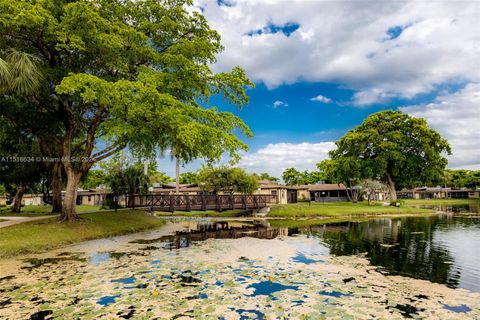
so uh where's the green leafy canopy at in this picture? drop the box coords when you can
[323,110,451,195]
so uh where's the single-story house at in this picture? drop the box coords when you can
[304,183,350,202]
[76,189,110,206]
[253,180,298,204]
[22,194,43,206]
[398,187,480,199]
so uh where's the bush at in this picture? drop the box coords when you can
[390,199,405,206]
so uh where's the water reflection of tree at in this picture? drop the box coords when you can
[304,216,473,288]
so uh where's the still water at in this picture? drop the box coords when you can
[300,212,480,292]
[0,207,479,319]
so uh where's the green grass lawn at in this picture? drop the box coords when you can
[155,209,247,217]
[403,198,480,206]
[0,210,164,258]
[0,205,104,216]
[268,201,433,218]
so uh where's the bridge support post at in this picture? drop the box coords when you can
[254,195,258,209]
[169,195,175,212]
[216,196,221,212]
[242,195,247,210]
[230,195,234,210]
[185,195,191,211]
[201,194,207,211]
[150,194,154,212]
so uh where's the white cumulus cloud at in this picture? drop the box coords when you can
[272,100,288,108]
[310,95,332,103]
[238,142,335,178]
[197,0,480,105]
[401,83,480,170]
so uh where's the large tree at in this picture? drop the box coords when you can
[0,50,65,212]
[0,112,45,212]
[253,172,279,183]
[179,171,198,184]
[326,110,451,201]
[197,165,258,194]
[109,164,149,207]
[443,169,480,189]
[282,168,325,186]
[0,0,252,221]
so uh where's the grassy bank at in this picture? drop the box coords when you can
[0,205,104,216]
[0,210,164,258]
[268,202,433,218]
[155,209,247,217]
[403,198,480,206]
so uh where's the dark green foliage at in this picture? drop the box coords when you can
[109,165,149,196]
[80,170,107,189]
[253,172,279,183]
[197,166,258,194]
[442,169,480,189]
[282,168,326,186]
[0,101,45,202]
[179,172,198,184]
[321,110,451,200]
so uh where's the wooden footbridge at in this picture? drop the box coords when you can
[124,194,277,212]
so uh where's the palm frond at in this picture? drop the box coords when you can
[0,58,12,90]
[5,50,42,95]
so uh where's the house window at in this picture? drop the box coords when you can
[271,190,277,196]
[88,196,91,202]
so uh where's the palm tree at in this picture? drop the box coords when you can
[0,50,43,212]
[0,49,42,95]
[171,148,181,194]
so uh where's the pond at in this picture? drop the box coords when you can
[0,211,479,319]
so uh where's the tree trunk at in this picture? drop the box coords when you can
[12,184,26,213]
[60,170,81,221]
[175,156,180,195]
[386,173,397,202]
[51,162,63,213]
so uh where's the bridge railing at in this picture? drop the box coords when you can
[124,194,277,211]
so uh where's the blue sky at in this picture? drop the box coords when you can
[155,0,480,178]
[213,81,465,149]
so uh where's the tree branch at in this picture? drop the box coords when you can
[92,145,123,163]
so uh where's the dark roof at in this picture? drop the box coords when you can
[258,180,288,189]
[154,186,201,193]
[153,183,198,189]
[306,183,347,191]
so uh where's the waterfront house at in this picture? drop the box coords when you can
[398,187,480,199]
[253,180,298,204]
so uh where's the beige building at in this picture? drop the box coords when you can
[76,189,110,206]
[22,194,43,206]
[0,195,7,206]
[398,187,480,199]
[253,180,303,204]
[302,184,350,202]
